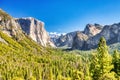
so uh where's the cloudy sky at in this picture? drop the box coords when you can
[1,0,120,33]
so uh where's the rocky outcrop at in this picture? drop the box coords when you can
[0,9,24,40]
[71,24,103,50]
[16,17,55,47]
[72,32,88,50]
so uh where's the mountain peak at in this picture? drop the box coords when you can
[86,23,94,27]
[83,23,102,37]
[17,17,44,24]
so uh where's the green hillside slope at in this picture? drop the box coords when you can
[0,31,87,80]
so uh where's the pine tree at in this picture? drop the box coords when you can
[72,70,84,80]
[112,50,120,76]
[85,64,91,80]
[49,68,53,80]
[91,37,114,80]
[57,74,62,80]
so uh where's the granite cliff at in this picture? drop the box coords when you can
[16,18,55,47]
[0,9,55,47]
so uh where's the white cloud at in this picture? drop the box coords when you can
[49,32,66,38]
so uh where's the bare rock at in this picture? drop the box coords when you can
[16,17,55,47]
[72,32,88,50]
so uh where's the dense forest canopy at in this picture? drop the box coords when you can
[0,30,120,80]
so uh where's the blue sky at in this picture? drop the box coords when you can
[1,0,120,33]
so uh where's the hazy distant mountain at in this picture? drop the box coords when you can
[49,32,62,45]
[51,31,79,48]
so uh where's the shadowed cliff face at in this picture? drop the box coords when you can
[72,32,88,50]
[16,17,55,47]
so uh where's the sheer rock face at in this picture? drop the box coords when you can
[16,17,55,47]
[72,32,88,50]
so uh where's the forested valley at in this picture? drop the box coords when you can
[0,30,120,80]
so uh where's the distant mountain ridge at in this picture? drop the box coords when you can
[81,23,120,50]
[52,22,120,50]
[51,24,103,49]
